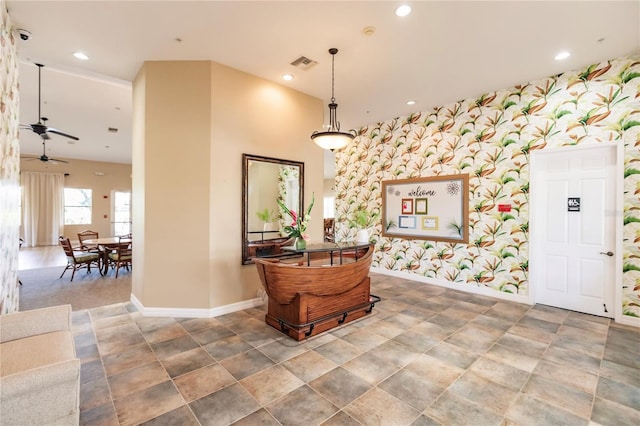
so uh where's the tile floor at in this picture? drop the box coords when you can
[74,273,640,425]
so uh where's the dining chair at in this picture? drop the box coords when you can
[58,236,101,281]
[324,218,335,242]
[108,241,132,278]
[77,230,99,253]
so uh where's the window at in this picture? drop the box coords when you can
[112,191,132,236]
[323,196,335,219]
[64,188,92,225]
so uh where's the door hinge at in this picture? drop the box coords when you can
[603,303,608,313]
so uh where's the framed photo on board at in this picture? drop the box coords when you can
[382,174,469,243]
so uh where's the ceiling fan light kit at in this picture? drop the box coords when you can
[311,48,355,151]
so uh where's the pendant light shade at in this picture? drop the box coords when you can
[311,48,355,151]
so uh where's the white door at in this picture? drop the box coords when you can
[530,144,617,318]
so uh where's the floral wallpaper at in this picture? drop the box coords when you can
[277,165,300,233]
[335,55,640,318]
[0,1,21,314]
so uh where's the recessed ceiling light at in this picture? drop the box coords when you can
[407,100,416,105]
[554,51,570,61]
[73,51,89,60]
[396,5,412,17]
[282,74,294,81]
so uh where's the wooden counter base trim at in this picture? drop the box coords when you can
[266,294,381,340]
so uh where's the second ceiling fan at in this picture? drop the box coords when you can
[22,140,69,164]
[21,63,79,141]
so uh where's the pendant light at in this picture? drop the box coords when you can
[311,48,355,151]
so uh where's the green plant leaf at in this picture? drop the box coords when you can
[624,216,640,225]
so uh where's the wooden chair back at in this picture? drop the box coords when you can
[58,236,76,260]
[77,230,99,251]
[109,241,132,278]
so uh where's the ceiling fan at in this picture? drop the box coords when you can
[20,63,79,141]
[21,140,69,164]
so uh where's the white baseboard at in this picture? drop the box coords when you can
[130,294,264,318]
[370,267,531,305]
[614,312,640,328]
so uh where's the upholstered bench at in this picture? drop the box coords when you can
[0,305,80,425]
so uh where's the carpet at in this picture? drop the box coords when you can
[18,266,131,311]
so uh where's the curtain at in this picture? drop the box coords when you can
[21,171,64,247]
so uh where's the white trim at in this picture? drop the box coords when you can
[370,267,531,305]
[614,141,626,324]
[130,293,264,318]
[529,142,622,319]
[614,314,640,328]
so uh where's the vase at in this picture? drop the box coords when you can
[356,229,370,243]
[294,237,307,250]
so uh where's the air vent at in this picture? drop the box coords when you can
[108,127,118,133]
[290,55,318,71]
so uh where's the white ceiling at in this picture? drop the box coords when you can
[8,1,640,172]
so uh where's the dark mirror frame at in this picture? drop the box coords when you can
[242,154,304,265]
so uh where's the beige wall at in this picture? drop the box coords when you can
[20,158,132,244]
[132,60,323,311]
[208,61,323,308]
[131,67,146,301]
[133,61,212,309]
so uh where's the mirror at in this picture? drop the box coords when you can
[242,154,304,265]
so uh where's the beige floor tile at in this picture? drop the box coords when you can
[505,394,587,426]
[523,374,594,418]
[470,356,531,391]
[344,387,421,425]
[342,351,399,384]
[40,271,637,426]
[173,363,235,403]
[427,390,503,426]
[281,349,338,383]
[108,361,170,400]
[161,347,215,378]
[310,367,372,408]
[405,354,464,388]
[533,359,599,394]
[239,364,304,405]
[449,371,519,415]
[267,385,339,425]
[189,383,260,425]
[114,381,183,426]
[102,344,157,377]
[378,368,445,411]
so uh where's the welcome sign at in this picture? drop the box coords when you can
[381,174,469,243]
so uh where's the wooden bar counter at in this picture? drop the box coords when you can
[254,243,379,340]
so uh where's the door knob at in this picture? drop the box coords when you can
[600,251,614,257]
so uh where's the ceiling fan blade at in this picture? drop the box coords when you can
[20,155,39,161]
[48,158,69,164]
[46,127,79,140]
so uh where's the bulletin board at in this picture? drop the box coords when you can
[381,174,469,243]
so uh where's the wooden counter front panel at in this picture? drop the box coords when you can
[265,276,371,340]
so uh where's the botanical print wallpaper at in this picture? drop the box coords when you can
[335,55,640,318]
[0,1,21,314]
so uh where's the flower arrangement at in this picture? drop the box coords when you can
[277,193,314,248]
[348,206,379,229]
[256,208,276,223]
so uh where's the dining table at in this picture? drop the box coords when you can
[85,237,132,276]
